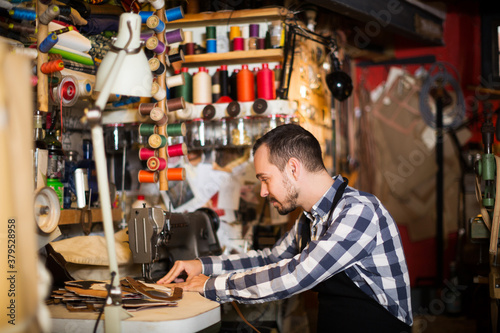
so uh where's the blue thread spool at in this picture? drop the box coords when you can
[165,6,184,22]
[9,8,37,21]
[206,39,217,53]
[146,15,165,34]
[139,11,154,24]
[39,33,58,53]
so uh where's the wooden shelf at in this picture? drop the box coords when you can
[58,208,123,225]
[166,8,290,28]
[183,49,284,66]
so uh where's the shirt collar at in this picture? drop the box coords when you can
[303,175,345,222]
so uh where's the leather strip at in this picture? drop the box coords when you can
[125,276,183,301]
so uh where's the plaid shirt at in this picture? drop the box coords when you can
[201,175,413,326]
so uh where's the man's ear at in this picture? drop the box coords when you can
[287,158,301,180]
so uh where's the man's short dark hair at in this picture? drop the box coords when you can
[252,124,326,173]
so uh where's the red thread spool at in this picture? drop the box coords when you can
[256,63,276,100]
[138,170,158,183]
[167,143,187,157]
[139,148,157,160]
[237,64,255,102]
[61,80,77,101]
[147,157,167,171]
[167,167,185,181]
[232,37,244,51]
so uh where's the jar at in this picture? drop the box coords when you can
[228,117,253,147]
[186,118,213,150]
[105,123,125,153]
[266,114,286,131]
[213,118,230,148]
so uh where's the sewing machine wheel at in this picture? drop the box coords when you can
[34,186,61,234]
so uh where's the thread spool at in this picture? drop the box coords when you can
[166,122,186,136]
[9,8,36,21]
[219,65,229,97]
[257,63,276,100]
[138,103,157,116]
[257,38,266,50]
[193,67,212,105]
[212,70,220,102]
[149,58,166,76]
[138,170,158,183]
[232,37,244,51]
[39,5,60,25]
[230,69,239,101]
[167,168,185,181]
[147,15,165,33]
[249,24,260,37]
[248,37,257,50]
[141,30,155,41]
[139,123,157,136]
[139,147,157,160]
[183,30,193,43]
[139,11,154,23]
[165,6,184,22]
[148,134,167,148]
[168,50,185,64]
[148,0,165,10]
[150,107,168,126]
[167,143,187,157]
[151,82,166,101]
[166,97,186,113]
[185,42,195,55]
[41,59,64,74]
[39,33,58,53]
[78,79,93,97]
[165,29,184,45]
[52,26,74,36]
[237,65,255,102]
[229,26,241,41]
[206,39,217,53]
[146,36,166,54]
[166,73,185,89]
[147,157,167,171]
[56,76,79,106]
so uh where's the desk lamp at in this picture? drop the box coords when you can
[81,12,153,333]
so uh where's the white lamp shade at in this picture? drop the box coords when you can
[95,13,153,97]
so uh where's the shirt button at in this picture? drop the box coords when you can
[216,296,221,301]
[312,226,317,234]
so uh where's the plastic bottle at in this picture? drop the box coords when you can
[237,65,255,102]
[77,139,98,206]
[257,63,276,100]
[193,66,212,105]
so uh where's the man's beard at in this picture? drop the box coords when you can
[270,175,299,215]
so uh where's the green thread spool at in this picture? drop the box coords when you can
[206,26,216,39]
[175,68,193,103]
[139,123,156,137]
[148,133,167,148]
[166,122,186,137]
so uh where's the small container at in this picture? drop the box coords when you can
[186,118,213,150]
[105,123,126,153]
[266,114,286,132]
[213,118,230,148]
[47,177,64,210]
[228,117,253,147]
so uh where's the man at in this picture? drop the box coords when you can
[158,124,412,332]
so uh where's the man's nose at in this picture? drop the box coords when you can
[260,183,268,197]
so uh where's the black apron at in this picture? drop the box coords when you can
[299,179,411,333]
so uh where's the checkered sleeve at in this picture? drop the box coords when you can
[200,221,300,276]
[203,201,379,304]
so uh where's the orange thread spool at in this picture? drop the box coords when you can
[41,59,64,74]
[138,170,158,183]
[236,64,255,102]
[167,167,185,181]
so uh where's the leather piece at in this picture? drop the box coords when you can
[125,276,183,302]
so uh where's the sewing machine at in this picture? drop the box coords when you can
[128,207,222,282]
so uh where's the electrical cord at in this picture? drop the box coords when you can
[93,271,116,333]
[231,301,262,333]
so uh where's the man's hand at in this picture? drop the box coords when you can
[156,259,202,284]
[161,274,210,293]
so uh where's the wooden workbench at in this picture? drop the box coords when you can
[48,291,221,332]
